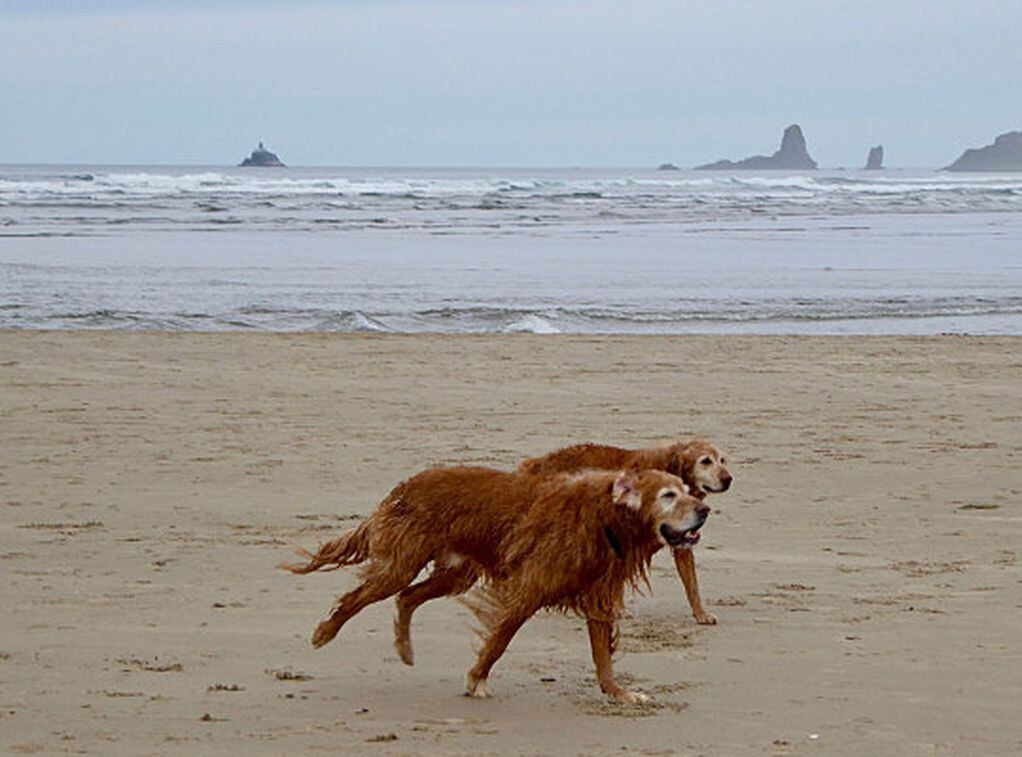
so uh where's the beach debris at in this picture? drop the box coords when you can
[266,668,312,681]
[117,657,183,673]
[890,560,967,577]
[207,683,244,692]
[19,521,104,533]
[715,596,747,606]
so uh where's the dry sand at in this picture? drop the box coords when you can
[1,332,1019,756]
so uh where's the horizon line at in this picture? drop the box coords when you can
[0,161,957,171]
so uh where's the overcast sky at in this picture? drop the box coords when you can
[1,0,1020,167]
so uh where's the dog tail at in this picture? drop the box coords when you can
[279,519,372,574]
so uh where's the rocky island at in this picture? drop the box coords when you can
[865,145,884,170]
[945,131,1022,172]
[239,142,286,167]
[695,124,817,170]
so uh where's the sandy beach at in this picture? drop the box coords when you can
[1,331,1019,755]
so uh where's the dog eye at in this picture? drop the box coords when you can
[661,489,678,500]
[700,457,712,465]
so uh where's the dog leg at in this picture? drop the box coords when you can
[394,563,478,666]
[587,618,649,704]
[465,610,532,698]
[312,563,419,649]
[672,548,717,625]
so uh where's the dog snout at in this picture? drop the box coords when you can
[695,502,711,518]
[719,472,732,491]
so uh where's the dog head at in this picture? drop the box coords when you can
[667,439,731,497]
[612,470,709,549]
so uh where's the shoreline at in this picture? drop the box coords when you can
[2,332,1019,754]
[4,205,1022,340]
[2,328,1020,337]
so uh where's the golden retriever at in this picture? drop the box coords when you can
[285,465,707,703]
[463,468,708,703]
[518,439,731,625]
[288,439,730,663]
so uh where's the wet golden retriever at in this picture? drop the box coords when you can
[463,468,708,702]
[285,466,707,702]
[287,439,730,663]
[518,439,731,625]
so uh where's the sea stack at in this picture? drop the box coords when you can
[694,124,818,170]
[657,162,680,171]
[239,142,286,167]
[865,145,884,170]
[944,131,1022,172]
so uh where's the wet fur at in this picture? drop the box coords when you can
[518,440,730,500]
[281,466,547,654]
[283,464,707,701]
[463,469,706,702]
[286,439,730,663]
[518,439,731,624]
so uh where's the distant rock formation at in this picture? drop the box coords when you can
[239,142,285,167]
[657,162,680,171]
[695,124,818,170]
[865,145,884,170]
[944,131,1022,172]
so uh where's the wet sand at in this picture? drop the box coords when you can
[1,332,1019,755]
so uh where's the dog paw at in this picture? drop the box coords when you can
[465,677,491,698]
[695,611,718,625]
[394,638,414,666]
[615,690,651,705]
[311,620,339,649]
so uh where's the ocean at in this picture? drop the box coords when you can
[1,165,1021,334]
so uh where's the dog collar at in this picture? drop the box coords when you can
[603,525,624,560]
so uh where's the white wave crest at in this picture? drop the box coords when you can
[503,314,560,334]
[349,311,392,332]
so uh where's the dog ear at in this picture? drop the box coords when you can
[674,442,696,482]
[612,472,642,511]
[665,448,683,477]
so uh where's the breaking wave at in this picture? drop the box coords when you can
[3,167,1022,235]
[3,165,1021,335]
[4,299,1020,334]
